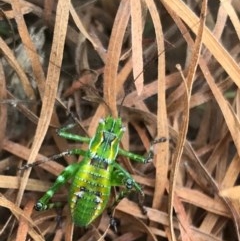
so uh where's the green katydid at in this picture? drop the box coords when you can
[27,115,164,227]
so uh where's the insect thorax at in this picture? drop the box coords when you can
[88,117,125,165]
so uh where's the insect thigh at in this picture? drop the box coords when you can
[107,162,146,215]
[35,163,79,211]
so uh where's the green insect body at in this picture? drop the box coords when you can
[34,116,154,227]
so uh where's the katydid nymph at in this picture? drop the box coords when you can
[25,114,164,228]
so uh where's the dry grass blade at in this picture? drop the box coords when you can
[221,1,240,40]
[0,174,51,192]
[0,61,7,150]
[162,0,240,89]
[3,139,64,176]
[145,0,168,212]
[164,1,207,240]
[130,0,145,95]
[11,0,45,94]
[199,59,240,238]
[0,37,35,99]
[103,0,130,117]
[16,200,35,241]
[167,1,207,240]
[70,3,98,49]
[0,195,44,241]
[15,0,70,214]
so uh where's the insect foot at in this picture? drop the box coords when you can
[144,137,168,163]
[34,202,45,211]
[153,137,168,144]
[109,216,121,234]
[18,159,48,170]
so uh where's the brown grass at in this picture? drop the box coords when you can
[0,0,240,240]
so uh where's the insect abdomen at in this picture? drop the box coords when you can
[69,162,111,227]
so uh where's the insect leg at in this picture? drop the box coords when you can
[118,137,167,163]
[19,124,90,170]
[19,148,87,169]
[57,123,90,143]
[35,162,79,211]
[109,162,146,215]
